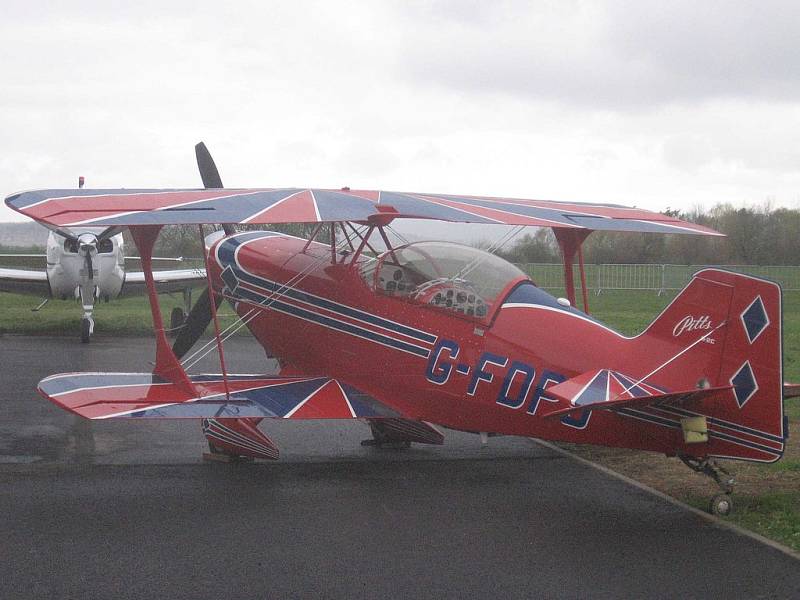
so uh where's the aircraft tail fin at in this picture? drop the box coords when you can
[637,269,785,461]
[550,269,786,462]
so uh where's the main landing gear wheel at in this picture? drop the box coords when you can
[710,494,733,516]
[169,307,186,337]
[81,317,91,344]
[361,422,411,449]
[205,441,253,463]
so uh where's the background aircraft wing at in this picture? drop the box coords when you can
[120,267,207,297]
[6,188,721,235]
[0,267,50,295]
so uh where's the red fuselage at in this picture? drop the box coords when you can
[208,231,783,462]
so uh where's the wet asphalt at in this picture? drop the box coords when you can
[1,334,798,599]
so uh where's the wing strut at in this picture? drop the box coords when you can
[553,228,592,313]
[129,225,194,395]
[198,224,231,402]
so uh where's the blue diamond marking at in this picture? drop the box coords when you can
[730,361,758,408]
[741,296,769,344]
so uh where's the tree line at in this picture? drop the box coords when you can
[499,203,800,266]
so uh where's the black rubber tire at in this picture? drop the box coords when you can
[710,493,733,516]
[81,318,91,344]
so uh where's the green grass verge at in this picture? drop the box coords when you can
[687,493,800,552]
[0,292,241,337]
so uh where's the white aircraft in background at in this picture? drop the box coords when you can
[0,177,207,342]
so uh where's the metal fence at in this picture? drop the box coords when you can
[514,263,800,293]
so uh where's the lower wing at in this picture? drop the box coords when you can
[38,372,403,420]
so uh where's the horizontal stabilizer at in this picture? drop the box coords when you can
[540,368,732,419]
[38,372,402,420]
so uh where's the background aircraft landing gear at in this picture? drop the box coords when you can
[80,316,94,344]
[680,455,735,516]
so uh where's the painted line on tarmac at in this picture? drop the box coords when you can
[531,439,800,562]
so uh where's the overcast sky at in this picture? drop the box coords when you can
[2,0,799,236]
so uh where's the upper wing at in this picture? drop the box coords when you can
[0,267,50,295]
[5,188,721,235]
[120,267,207,297]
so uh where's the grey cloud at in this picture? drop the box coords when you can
[397,1,800,109]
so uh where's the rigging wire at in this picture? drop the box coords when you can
[182,224,369,371]
[452,225,525,281]
[386,225,410,246]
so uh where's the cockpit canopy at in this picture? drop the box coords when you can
[361,241,527,319]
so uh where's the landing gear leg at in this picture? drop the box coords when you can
[78,282,96,344]
[679,455,735,516]
[80,316,94,344]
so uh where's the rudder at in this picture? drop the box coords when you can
[636,268,785,462]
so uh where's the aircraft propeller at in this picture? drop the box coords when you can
[76,232,99,281]
[171,142,229,359]
[195,142,236,237]
[171,286,221,359]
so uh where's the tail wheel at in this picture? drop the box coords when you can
[710,493,733,516]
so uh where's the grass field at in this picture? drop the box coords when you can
[0,291,243,337]
[1,287,799,550]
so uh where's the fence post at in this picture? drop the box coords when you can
[658,264,665,296]
[596,264,603,296]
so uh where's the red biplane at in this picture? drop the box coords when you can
[6,144,788,515]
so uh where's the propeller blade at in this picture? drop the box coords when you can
[171,287,223,359]
[195,142,224,188]
[41,223,79,243]
[195,141,236,236]
[97,226,124,242]
[85,252,93,281]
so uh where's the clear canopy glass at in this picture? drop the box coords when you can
[361,241,526,318]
